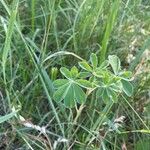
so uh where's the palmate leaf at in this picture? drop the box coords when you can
[96,86,118,103]
[53,79,86,108]
[53,82,69,102]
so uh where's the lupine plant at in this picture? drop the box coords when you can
[53,53,133,108]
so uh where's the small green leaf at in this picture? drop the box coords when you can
[107,88,118,103]
[78,72,91,78]
[71,66,78,78]
[73,84,86,104]
[76,79,93,88]
[121,79,133,96]
[110,82,122,92]
[53,83,69,102]
[99,60,109,69]
[53,79,68,88]
[90,53,98,68]
[51,67,58,81]
[96,87,104,98]
[102,89,110,104]
[78,61,92,72]
[119,71,132,80]
[108,55,121,75]
[60,67,72,79]
[64,84,75,108]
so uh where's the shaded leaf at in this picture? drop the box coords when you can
[107,88,118,103]
[102,88,110,104]
[121,79,133,96]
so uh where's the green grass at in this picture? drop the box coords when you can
[0,0,150,149]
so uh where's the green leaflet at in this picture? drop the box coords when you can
[53,79,68,88]
[60,67,72,79]
[119,71,132,80]
[71,66,79,78]
[73,84,86,104]
[90,53,98,69]
[53,80,86,107]
[108,55,121,75]
[121,79,133,96]
[76,79,93,89]
[96,86,118,104]
[64,84,75,108]
[107,88,118,103]
[78,61,92,72]
[53,83,69,102]
[78,72,91,78]
[96,87,104,98]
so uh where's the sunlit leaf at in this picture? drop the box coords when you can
[90,53,98,68]
[60,67,72,79]
[71,66,78,78]
[108,55,121,75]
[78,72,91,78]
[53,79,68,88]
[76,79,93,88]
[78,61,92,72]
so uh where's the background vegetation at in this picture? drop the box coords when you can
[0,0,150,149]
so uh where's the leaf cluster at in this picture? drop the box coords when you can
[53,53,133,108]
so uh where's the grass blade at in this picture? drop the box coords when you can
[99,0,120,64]
[0,110,18,124]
